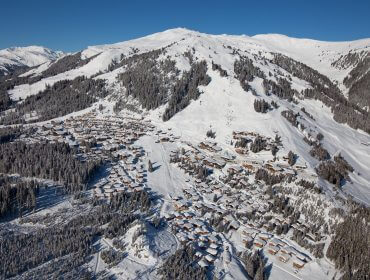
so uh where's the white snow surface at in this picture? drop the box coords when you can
[7,28,370,101]
[4,28,370,205]
[0,46,63,73]
[3,28,370,280]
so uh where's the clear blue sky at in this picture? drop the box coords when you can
[1,0,369,52]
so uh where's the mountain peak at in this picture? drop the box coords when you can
[0,45,63,75]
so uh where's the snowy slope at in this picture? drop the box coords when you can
[4,28,370,204]
[0,45,63,75]
[7,28,370,100]
[2,29,370,280]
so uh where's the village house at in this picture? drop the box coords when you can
[292,257,306,269]
[253,238,266,248]
[279,252,291,263]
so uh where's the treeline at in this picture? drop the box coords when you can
[0,141,102,193]
[0,126,32,144]
[0,53,97,113]
[0,188,153,278]
[1,76,107,124]
[250,136,267,153]
[271,53,370,134]
[281,109,299,127]
[2,52,97,88]
[0,87,11,112]
[101,248,126,266]
[255,168,285,186]
[0,64,30,77]
[163,60,211,121]
[114,48,211,120]
[345,52,370,111]
[158,246,208,280]
[0,176,41,219]
[38,52,98,81]
[0,66,31,112]
[326,206,370,279]
[234,55,265,91]
[262,77,297,101]
[316,154,354,187]
[212,61,228,77]
[254,99,271,113]
[309,144,330,161]
[117,49,177,110]
[297,179,322,194]
[0,221,96,278]
[240,250,268,280]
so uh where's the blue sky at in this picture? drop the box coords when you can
[1,0,369,52]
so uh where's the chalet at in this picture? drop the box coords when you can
[258,233,272,241]
[268,238,286,248]
[208,235,219,244]
[115,186,125,193]
[174,200,190,211]
[228,165,243,174]
[267,245,280,255]
[242,235,253,246]
[280,246,294,255]
[293,258,305,269]
[242,162,255,172]
[242,228,260,237]
[220,151,235,161]
[199,141,222,152]
[198,259,209,268]
[239,179,248,188]
[195,252,204,259]
[188,233,196,240]
[206,248,218,257]
[194,226,209,235]
[253,238,266,248]
[295,251,311,262]
[235,148,248,154]
[229,220,240,230]
[190,219,205,228]
[208,243,218,250]
[183,223,194,231]
[205,254,216,263]
[178,234,188,243]
[279,252,291,263]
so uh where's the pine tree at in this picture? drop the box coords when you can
[148,160,154,172]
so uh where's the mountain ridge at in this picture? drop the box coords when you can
[0,45,63,76]
[0,28,370,280]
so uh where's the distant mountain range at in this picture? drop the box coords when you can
[0,45,63,76]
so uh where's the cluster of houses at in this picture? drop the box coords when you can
[154,128,181,143]
[164,196,224,268]
[20,113,319,273]
[18,113,155,201]
[164,132,318,271]
[242,227,311,269]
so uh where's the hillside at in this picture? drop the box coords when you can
[0,28,369,280]
[0,46,63,76]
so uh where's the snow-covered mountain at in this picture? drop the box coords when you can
[1,28,370,280]
[2,29,370,201]
[0,45,63,75]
